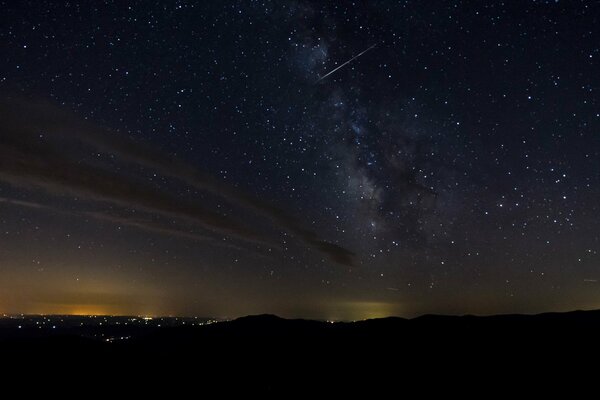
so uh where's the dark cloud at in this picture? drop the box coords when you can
[91,134,357,266]
[0,96,354,266]
[308,234,355,266]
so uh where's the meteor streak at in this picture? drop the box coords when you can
[315,43,377,83]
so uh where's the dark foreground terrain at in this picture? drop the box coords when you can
[2,311,598,392]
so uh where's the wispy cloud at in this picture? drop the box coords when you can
[0,196,245,251]
[0,96,354,265]
[0,136,274,248]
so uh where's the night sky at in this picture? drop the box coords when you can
[1,1,599,320]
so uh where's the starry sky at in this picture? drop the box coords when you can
[1,0,599,320]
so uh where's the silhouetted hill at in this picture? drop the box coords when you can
[6,310,600,353]
[3,310,600,392]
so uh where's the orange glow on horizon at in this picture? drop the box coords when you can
[14,303,140,317]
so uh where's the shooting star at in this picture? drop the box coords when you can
[315,43,377,83]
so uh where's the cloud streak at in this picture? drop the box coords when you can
[0,137,274,248]
[0,96,354,266]
[0,196,245,252]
